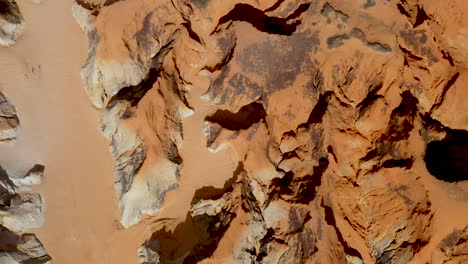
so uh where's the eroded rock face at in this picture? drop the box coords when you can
[0,165,51,264]
[73,0,194,227]
[0,0,25,47]
[75,0,468,263]
[0,92,20,143]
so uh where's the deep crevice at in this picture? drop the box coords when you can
[294,158,328,204]
[382,158,414,169]
[399,45,423,61]
[413,6,429,27]
[203,41,236,72]
[107,68,159,108]
[322,201,363,259]
[301,91,333,126]
[357,83,384,116]
[255,228,276,261]
[441,50,455,66]
[381,91,419,141]
[146,173,240,263]
[420,113,445,134]
[396,4,411,18]
[270,158,329,204]
[182,22,202,44]
[214,3,309,36]
[106,41,174,108]
[205,102,266,131]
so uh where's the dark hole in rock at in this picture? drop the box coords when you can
[215,3,309,36]
[413,6,429,27]
[205,102,266,130]
[424,129,468,182]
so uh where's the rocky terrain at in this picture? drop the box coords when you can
[0,1,51,263]
[0,0,51,264]
[71,0,468,263]
[0,164,51,264]
[0,0,467,263]
[0,92,20,143]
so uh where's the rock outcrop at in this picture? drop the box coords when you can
[73,0,193,227]
[74,0,468,263]
[0,0,25,46]
[0,165,51,264]
[0,92,20,143]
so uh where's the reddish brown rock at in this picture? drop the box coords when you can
[74,0,468,263]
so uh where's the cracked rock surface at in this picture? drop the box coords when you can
[74,0,468,263]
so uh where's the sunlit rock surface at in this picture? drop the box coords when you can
[0,165,51,264]
[74,0,468,263]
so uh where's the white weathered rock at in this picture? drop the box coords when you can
[9,164,44,190]
[0,233,51,264]
[0,193,45,233]
[0,0,25,47]
[0,165,50,263]
[0,92,20,143]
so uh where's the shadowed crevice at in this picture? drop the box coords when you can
[301,91,333,126]
[382,158,413,169]
[182,22,202,44]
[205,102,266,131]
[191,162,243,205]
[214,3,310,36]
[413,6,429,27]
[270,158,329,204]
[322,201,363,260]
[144,173,240,263]
[381,91,419,141]
[107,68,159,108]
[107,41,174,108]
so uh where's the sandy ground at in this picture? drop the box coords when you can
[0,0,147,263]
